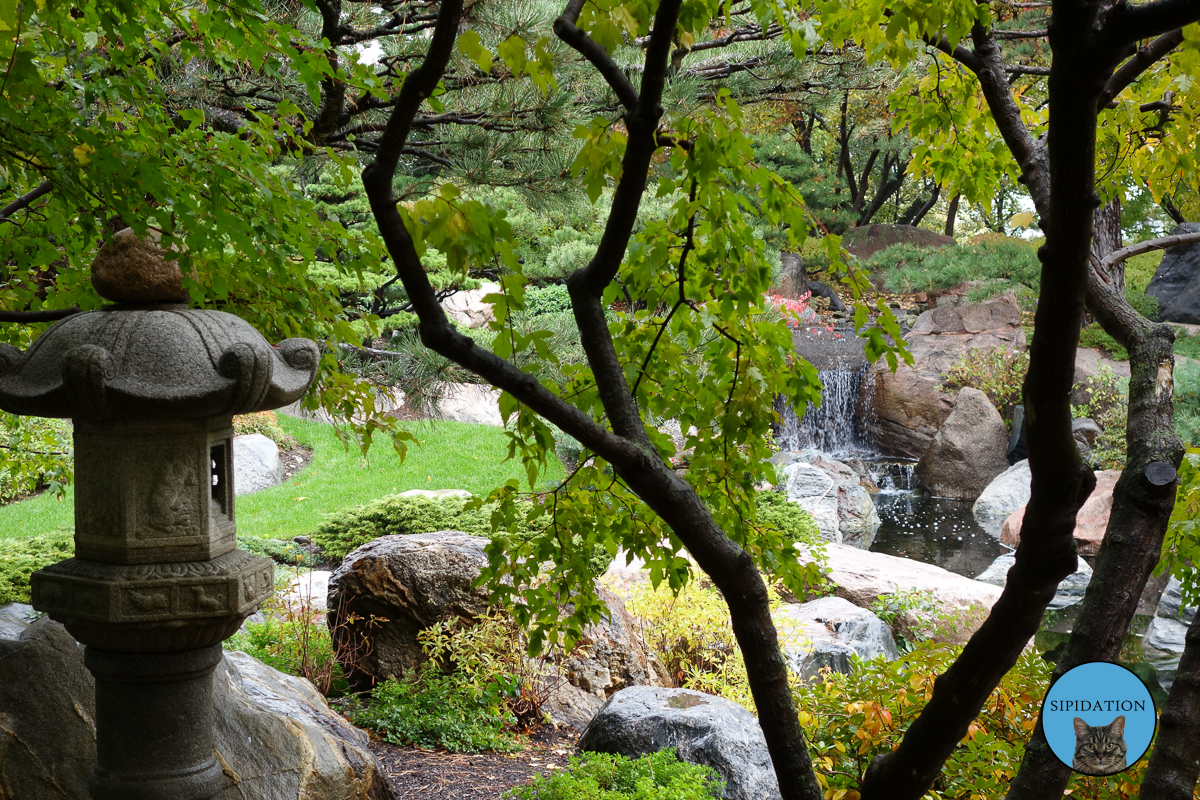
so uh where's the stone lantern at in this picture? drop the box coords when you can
[0,230,319,800]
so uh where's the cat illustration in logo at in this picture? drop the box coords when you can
[1072,715,1127,775]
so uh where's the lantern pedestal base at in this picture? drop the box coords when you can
[85,645,226,800]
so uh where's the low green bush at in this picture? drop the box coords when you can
[236,536,319,568]
[310,494,613,575]
[524,284,572,316]
[347,615,547,752]
[753,491,823,549]
[1078,323,1129,361]
[0,529,73,604]
[1175,361,1200,447]
[873,238,1042,298]
[506,749,723,800]
[1073,366,1129,469]
[224,600,350,697]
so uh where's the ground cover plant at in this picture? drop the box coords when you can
[0,529,72,605]
[505,749,723,800]
[871,238,1041,300]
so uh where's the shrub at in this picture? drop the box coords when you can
[0,414,73,504]
[525,283,572,316]
[506,749,723,800]
[349,670,520,752]
[753,491,822,550]
[1175,361,1200,447]
[310,494,613,575]
[1175,329,1200,361]
[0,529,74,604]
[237,535,319,567]
[1072,366,1129,469]
[232,411,297,449]
[347,615,549,752]
[942,348,1030,425]
[1078,322,1129,361]
[873,238,1042,298]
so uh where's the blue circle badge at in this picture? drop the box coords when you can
[1042,662,1156,776]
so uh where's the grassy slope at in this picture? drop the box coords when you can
[0,414,563,542]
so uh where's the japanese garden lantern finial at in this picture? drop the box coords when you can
[0,228,320,800]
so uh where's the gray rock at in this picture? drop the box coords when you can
[579,686,781,800]
[0,616,392,800]
[233,433,285,496]
[772,450,880,546]
[328,532,494,688]
[1156,578,1197,625]
[433,383,503,426]
[1145,616,1190,653]
[442,282,500,329]
[774,597,898,680]
[857,298,1025,459]
[1073,417,1103,466]
[1146,223,1200,324]
[973,460,1031,521]
[916,387,1010,501]
[329,533,664,714]
[975,553,1092,609]
[776,462,840,541]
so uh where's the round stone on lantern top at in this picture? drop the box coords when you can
[91,227,189,304]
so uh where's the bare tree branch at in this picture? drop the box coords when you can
[553,0,639,112]
[0,306,80,323]
[1100,230,1200,275]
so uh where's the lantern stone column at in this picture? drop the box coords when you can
[0,229,319,800]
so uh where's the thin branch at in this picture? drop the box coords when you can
[0,307,80,323]
[1104,0,1200,47]
[1099,230,1200,275]
[0,181,52,224]
[1004,64,1051,76]
[994,29,1049,40]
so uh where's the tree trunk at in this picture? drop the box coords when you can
[1140,609,1200,799]
[1093,196,1125,294]
[944,193,961,237]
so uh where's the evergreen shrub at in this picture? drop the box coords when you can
[506,749,723,800]
[0,529,73,604]
[310,495,612,575]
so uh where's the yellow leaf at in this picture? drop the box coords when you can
[72,144,94,165]
[1008,210,1034,229]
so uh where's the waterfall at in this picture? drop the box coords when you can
[775,366,875,456]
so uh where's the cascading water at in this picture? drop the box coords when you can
[775,365,875,457]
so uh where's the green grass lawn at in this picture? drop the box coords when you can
[0,414,563,542]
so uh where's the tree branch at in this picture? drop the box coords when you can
[1104,0,1200,47]
[0,180,51,224]
[0,306,80,323]
[553,0,639,112]
[1098,28,1184,108]
[1099,230,1200,276]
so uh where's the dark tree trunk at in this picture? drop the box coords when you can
[358,1,822,798]
[944,193,961,237]
[898,183,940,226]
[1140,609,1200,799]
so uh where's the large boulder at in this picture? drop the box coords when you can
[857,298,1025,458]
[578,687,781,800]
[773,252,807,299]
[771,450,880,546]
[442,281,500,329]
[841,223,954,260]
[1146,223,1200,324]
[0,614,392,800]
[328,533,664,718]
[233,433,286,496]
[774,596,899,680]
[1000,470,1121,556]
[808,543,1003,644]
[973,459,1032,521]
[328,532,493,688]
[975,553,1092,609]
[433,383,503,426]
[916,388,1010,501]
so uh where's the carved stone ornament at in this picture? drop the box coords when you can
[0,308,318,420]
[0,230,321,800]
